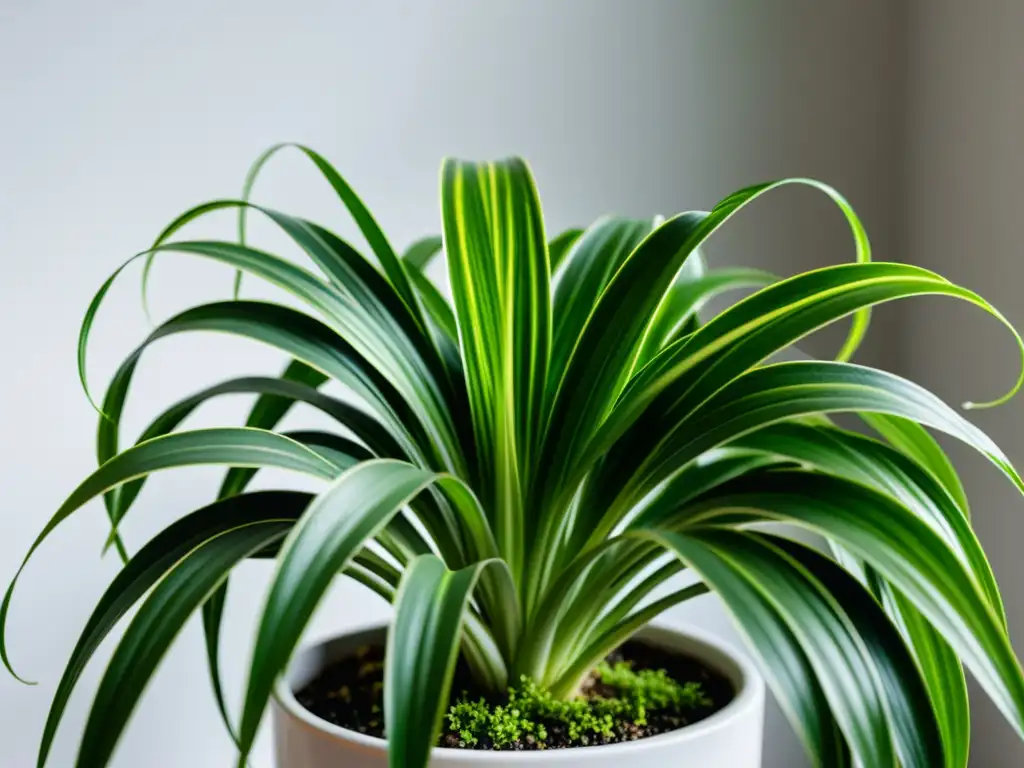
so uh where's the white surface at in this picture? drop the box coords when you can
[0,2,905,767]
[273,624,765,767]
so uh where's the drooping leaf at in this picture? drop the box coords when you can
[37,491,311,768]
[634,265,777,367]
[385,555,508,768]
[0,428,336,680]
[862,412,970,514]
[676,470,1024,737]
[401,235,444,272]
[76,518,293,768]
[540,179,870,514]
[635,529,851,766]
[723,422,1004,620]
[236,143,423,323]
[235,460,437,764]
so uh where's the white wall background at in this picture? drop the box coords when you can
[0,2,915,766]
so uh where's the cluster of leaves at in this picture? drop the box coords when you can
[445,661,709,748]
[4,143,1024,768]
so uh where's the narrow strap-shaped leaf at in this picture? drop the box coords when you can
[105,299,437,466]
[102,285,325,517]
[141,198,461,433]
[222,360,328,451]
[400,236,460,345]
[407,267,458,341]
[874,575,970,768]
[195,357,405,748]
[402,235,443,272]
[763,534,943,768]
[678,470,1024,738]
[611,451,793,534]
[547,227,583,273]
[0,428,336,681]
[202,359,323,742]
[200,579,232,740]
[108,374,392,521]
[611,361,1023,523]
[549,217,653,389]
[270,215,464,445]
[547,581,707,698]
[723,422,1004,621]
[91,229,457,469]
[631,529,850,766]
[236,143,423,324]
[588,262,1023,497]
[234,460,513,766]
[232,153,473,447]
[514,538,645,681]
[76,519,293,768]
[235,460,436,763]
[385,555,508,768]
[635,266,777,367]
[540,179,869,517]
[36,491,310,768]
[442,158,551,584]
[862,412,971,515]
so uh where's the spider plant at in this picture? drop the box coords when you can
[5,144,1024,768]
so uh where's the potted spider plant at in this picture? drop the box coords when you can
[5,144,1024,768]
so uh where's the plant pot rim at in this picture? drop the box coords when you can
[273,621,764,762]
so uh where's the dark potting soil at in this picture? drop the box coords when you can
[296,639,734,751]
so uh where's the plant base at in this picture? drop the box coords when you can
[273,623,765,767]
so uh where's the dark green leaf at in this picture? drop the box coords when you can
[76,519,293,767]
[385,555,507,768]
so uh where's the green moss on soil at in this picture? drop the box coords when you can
[297,640,732,751]
[442,661,711,750]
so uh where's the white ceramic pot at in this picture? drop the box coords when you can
[273,623,765,767]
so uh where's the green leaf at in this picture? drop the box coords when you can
[0,428,336,681]
[585,262,1023,504]
[875,577,970,768]
[402,236,444,272]
[766,535,943,768]
[550,217,653,388]
[37,491,310,768]
[724,422,1004,622]
[110,373,390,522]
[385,555,507,768]
[399,236,460,344]
[235,460,437,764]
[547,227,583,273]
[679,470,1024,738]
[76,518,293,768]
[634,529,851,766]
[101,299,437,466]
[862,412,970,515]
[441,158,551,583]
[407,267,458,341]
[635,265,777,367]
[203,359,325,743]
[547,581,707,699]
[103,204,467,471]
[540,179,869,515]
[604,361,1024,534]
[237,143,423,325]
[234,459,514,766]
